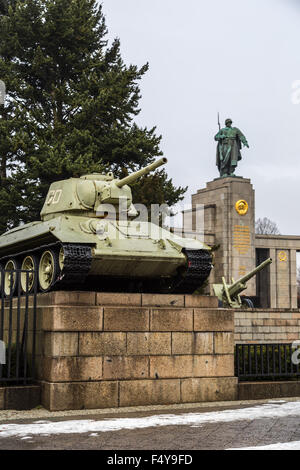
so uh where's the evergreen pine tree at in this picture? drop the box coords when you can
[0,0,186,232]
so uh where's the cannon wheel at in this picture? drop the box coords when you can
[241,297,254,309]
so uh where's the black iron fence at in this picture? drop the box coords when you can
[0,269,37,385]
[235,343,300,381]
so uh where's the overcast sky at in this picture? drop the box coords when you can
[102,0,300,235]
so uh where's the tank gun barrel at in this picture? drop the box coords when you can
[115,158,168,188]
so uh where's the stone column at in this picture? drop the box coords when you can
[290,250,298,309]
[192,177,256,296]
[269,248,277,308]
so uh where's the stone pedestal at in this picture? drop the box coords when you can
[31,291,237,411]
[192,177,256,296]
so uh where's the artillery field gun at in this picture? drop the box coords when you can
[0,158,213,296]
[213,258,272,308]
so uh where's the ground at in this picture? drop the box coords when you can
[0,398,300,451]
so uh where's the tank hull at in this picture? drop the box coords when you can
[0,215,212,293]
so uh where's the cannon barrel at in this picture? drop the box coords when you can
[115,157,168,188]
[228,257,272,298]
[234,257,272,286]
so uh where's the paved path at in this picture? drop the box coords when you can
[0,398,300,450]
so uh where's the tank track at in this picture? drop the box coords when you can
[57,243,92,287]
[171,249,213,294]
[0,242,93,290]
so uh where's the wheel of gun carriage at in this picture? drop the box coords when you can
[241,297,254,308]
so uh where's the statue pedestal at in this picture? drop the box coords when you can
[192,176,256,296]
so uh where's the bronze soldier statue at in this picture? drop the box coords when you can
[215,118,249,177]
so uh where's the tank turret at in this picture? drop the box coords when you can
[40,158,168,221]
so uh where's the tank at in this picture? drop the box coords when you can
[0,158,212,295]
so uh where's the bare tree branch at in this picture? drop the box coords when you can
[255,217,280,235]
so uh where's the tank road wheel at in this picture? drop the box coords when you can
[58,246,64,272]
[38,249,59,293]
[21,255,38,293]
[4,259,18,297]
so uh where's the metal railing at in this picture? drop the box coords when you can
[235,343,300,381]
[0,269,37,385]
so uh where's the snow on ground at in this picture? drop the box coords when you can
[0,400,300,439]
[228,441,300,450]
